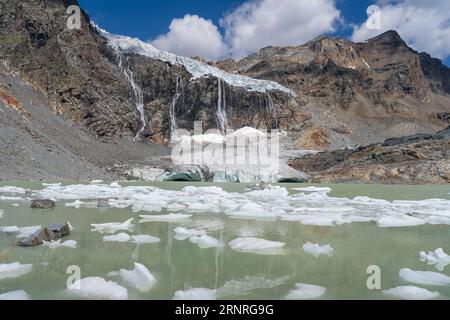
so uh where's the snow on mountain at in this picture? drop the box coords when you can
[94,24,295,95]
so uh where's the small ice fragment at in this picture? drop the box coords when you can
[399,268,450,286]
[107,271,119,277]
[420,248,450,271]
[173,288,217,300]
[190,235,221,249]
[174,227,206,240]
[383,286,439,300]
[293,187,332,193]
[0,290,30,300]
[102,233,131,243]
[229,237,284,253]
[0,186,28,194]
[131,234,161,244]
[302,242,334,258]
[0,262,33,280]
[67,222,74,231]
[285,283,326,300]
[139,214,192,223]
[42,239,77,249]
[119,263,156,293]
[377,216,425,228]
[66,277,128,300]
[91,218,134,234]
[0,209,3,218]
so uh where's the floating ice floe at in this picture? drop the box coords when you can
[139,214,192,223]
[217,275,290,298]
[66,277,128,300]
[0,186,28,194]
[91,218,134,234]
[377,215,426,228]
[95,25,295,95]
[0,209,3,218]
[174,227,206,240]
[302,242,334,258]
[173,288,217,300]
[229,237,285,255]
[42,239,77,249]
[131,234,161,244]
[189,235,221,249]
[0,225,41,238]
[420,248,450,271]
[399,268,450,286]
[119,263,156,293]
[0,290,30,300]
[0,262,33,280]
[293,187,332,193]
[383,286,439,300]
[102,233,131,243]
[285,283,327,300]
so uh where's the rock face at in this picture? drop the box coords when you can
[18,222,71,247]
[31,199,55,209]
[289,126,450,184]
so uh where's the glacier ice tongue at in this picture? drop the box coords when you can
[285,283,326,300]
[95,24,295,95]
[66,277,128,300]
[119,263,156,293]
[399,268,450,286]
[173,288,217,300]
[0,262,33,280]
[383,286,439,300]
[302,242,334,258]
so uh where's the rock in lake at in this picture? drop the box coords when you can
[31,199,55,209]
[18,223,71,247]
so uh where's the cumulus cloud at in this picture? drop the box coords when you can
[151,14,229,60]
[222,0,341,58]
[151,0,341,60]
[351,0,450,59]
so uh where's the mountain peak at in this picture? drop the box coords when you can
[367,30,407,48]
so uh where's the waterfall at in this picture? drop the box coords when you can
[266,93,278,128]
[217,78,228,134]
[117,53,148,141]
[169,75,183,136]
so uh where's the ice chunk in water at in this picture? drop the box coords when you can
[0,225,41,238]
[0,262,33,280]
[302,242,334,258]
[217,275,290,298]
[383,286,439,300]
[377,216,426,228]
[229,237,284,254]
[293,187,332,193]
[66,277,128,300]
[102,233,131,243]
[91,218,134,234]
[174,227,206,240]
[0,290,29,300]
[189,235,221,249]
[119,263,156,293]
[131,234,161,244]
[420,248,450,271]
[139,214,192,223]
[0,186,28,194]
[173,288,217,300]
[399,268,450,286]
[0,209,3,218]
[285,283,327,300]
[42,239,77,249]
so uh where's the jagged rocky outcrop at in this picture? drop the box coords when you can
[289,126,450,184]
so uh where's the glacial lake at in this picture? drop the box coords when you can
[0,181,450,300]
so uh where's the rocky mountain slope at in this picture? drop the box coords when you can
[0,0,448,182]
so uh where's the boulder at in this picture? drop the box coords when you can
[18,223,71,247]
[31,199,55,209]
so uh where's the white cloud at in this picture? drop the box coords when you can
[151,14,229,60]
[222,0,341,58]
[351,0,450,59]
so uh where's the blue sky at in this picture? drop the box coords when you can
[79,0,450,66]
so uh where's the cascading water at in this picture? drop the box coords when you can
[217,78,228,134]
[169,75,183,136]
[266,93,278,128]
[116,52,148,141]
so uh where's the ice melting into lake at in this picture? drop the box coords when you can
[399,268,450,286]
[173,288,217,300]
[285,283,327,300]
[119,263,156,293]
[420,248,450,271]
[66,277,128,300]
[0,262,33,280]
[383,286,439,300]
[0,290,30,300]
[302,242,334,258]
